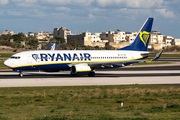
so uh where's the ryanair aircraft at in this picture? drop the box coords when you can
[4,18,164,77]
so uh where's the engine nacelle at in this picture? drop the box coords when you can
[71,64,91,75]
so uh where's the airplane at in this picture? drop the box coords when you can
[4,18,164,77]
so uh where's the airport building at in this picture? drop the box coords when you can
[28,32,53,42]
[53,27,71,42]
[67,32,92,46]
[174,39,180,46]
[91,33,102,42]
[148,31,165,50]
[164,36,174,46]
[1,26,179,51]
[125,31,138,43]
[67,32,108,47]
[2,30,15,36]
[149,31,164,45]
[100,30,126,43]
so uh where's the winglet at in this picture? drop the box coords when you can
[119,18,153,51]
[152,47,165,60]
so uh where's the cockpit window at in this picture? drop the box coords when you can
[10,56,21,59]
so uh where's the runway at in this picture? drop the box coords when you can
[0,63,180,87]
[0,71,180,87]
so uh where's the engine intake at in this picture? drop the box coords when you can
[71,64,91,75]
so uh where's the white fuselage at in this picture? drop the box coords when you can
[4,50,147,71]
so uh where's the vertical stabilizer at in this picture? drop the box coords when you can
[119,18,153,51]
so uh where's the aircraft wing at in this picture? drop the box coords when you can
[88,59,147,68]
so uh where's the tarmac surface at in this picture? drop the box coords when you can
[0,62,180,87]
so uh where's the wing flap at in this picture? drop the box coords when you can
[88,59,149,68]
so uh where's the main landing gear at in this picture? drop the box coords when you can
[70,71,96,77]
[88,71,95,77]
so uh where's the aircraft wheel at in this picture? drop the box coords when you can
[70,72,77,76]
[88,72,95,77]
[19,73,23,77]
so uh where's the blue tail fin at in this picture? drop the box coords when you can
[119,18,153,51]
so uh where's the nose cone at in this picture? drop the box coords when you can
[4,60,11,68]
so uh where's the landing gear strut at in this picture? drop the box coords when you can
[88,71,95,77]
[14,69,23,77]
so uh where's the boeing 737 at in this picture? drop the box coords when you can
[4,18,164,77]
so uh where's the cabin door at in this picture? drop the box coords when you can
[131,53,134,60]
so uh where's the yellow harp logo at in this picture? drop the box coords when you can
[139,31,150,46]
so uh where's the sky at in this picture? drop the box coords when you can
[0,0,180,38]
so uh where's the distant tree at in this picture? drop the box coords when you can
[41,42,48,50]
[68,39,80,48]
[11,33,23,48]
[26,36,38,46]
[104,45,115,50]
[94,46,100,50]
[85,45,94,50]
[59,43,68,50]
[11,34,22,43]
[0,40,13,47]
[0,34,11,41]
[18,32,26,37]
[11,32,27,43]
[55,36,65,44]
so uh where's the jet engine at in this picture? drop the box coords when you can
[70,64,91,75]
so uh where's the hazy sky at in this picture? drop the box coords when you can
[0,0,180,38]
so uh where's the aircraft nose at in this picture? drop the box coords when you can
[4,60,11,68]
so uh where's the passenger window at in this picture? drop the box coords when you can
[11,56,20,59]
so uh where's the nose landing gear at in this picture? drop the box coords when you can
[14,69,23,77]
[19,72,23,77]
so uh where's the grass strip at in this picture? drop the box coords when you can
[0,53,14,58]
[133,62,171,65]
[0,61,9,70]
[0,85,180,119]
[148,54,180,57]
